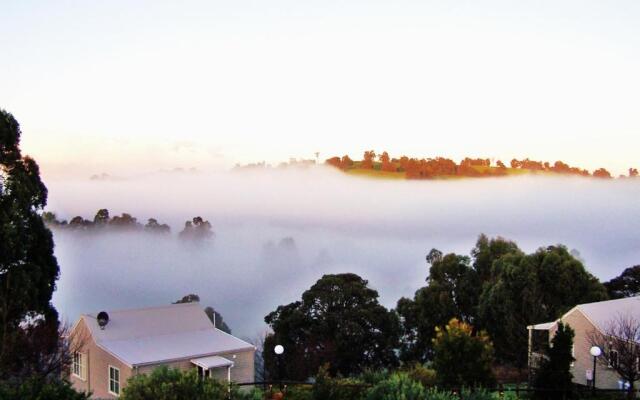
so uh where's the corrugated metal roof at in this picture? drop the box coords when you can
[82,303,254,366]
[576,295,640,333]
[528,296,640,338]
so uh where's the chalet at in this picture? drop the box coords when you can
[528,296,640,390]
[68,302,255,398]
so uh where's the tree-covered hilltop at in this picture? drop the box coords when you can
[324,151,638,180]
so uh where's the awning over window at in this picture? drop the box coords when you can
[190,355,234,370]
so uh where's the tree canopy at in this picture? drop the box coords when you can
[264,273,400,380]
[0,109,62,379]
[397,235,608,368]
[604,265,640,299]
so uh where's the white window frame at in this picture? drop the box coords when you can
[570,345,575,367]
[108,365,120,397]
[72,352,86,381]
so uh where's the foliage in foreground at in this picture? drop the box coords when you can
[432,318,495,388]
[121,366,234,400]
[0,378,90,400]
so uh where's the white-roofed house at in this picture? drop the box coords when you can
[527,296,640,390]
[68,302,255,398]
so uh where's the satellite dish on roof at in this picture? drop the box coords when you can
[97,311,109,330]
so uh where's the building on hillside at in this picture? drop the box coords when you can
[68,302,255,398]
[528,296,640,390]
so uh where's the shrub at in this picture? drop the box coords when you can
[283,385,313,400]
[405,363,437,387]
[358,368,391,385]
[366,372,426,400]
[0,378,90,400]
[432,318,495,388]
[121,366,232,400]
[313,365,367,400]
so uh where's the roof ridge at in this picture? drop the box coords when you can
[82,301,200,317]
[577,295,640,308]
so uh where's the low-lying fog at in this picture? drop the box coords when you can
[47,167,640,339]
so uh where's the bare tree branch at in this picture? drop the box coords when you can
[587,313,640,396]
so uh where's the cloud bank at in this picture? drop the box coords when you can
[48,167,640,338]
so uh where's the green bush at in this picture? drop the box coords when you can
[284,385,313,400]
[405,363,437,387]
[0,378,90,400]
[358,368,391,385]
[234,387,266,400]
[121,366,233,400]
[313,365,367,400]
[366,372,426,400]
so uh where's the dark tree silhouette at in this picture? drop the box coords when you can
[179,216,214,241]
[533,322,575,400]
[605,266,640,299]
[173,294,231,334]
[264,273,400,380]
[0,109,62,379]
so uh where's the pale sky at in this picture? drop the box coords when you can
[2,0,639,177]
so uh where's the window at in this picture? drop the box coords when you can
[609,350,619,369]
[72,352,86,380]
[570,345,575,367]
[109,366,120,396]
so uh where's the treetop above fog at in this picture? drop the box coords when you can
[43,209,215,241]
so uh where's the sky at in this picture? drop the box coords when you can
[1,0,640,178]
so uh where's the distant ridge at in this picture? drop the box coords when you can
[236,152,639,180]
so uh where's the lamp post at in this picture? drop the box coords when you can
[590,345,602,394]
[274,345,285,392]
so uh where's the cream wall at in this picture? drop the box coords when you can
[556,309,624,390]
[69,318,133,399]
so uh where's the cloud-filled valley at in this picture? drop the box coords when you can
[47,167,640,339]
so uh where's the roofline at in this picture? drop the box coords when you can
[131,345,256,367]
[525,306,604,334]
[82,301,200,318]
[211,326,256,349]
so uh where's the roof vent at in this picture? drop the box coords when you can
[97,311,109,330]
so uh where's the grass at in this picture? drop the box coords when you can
[345,168,407,180]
